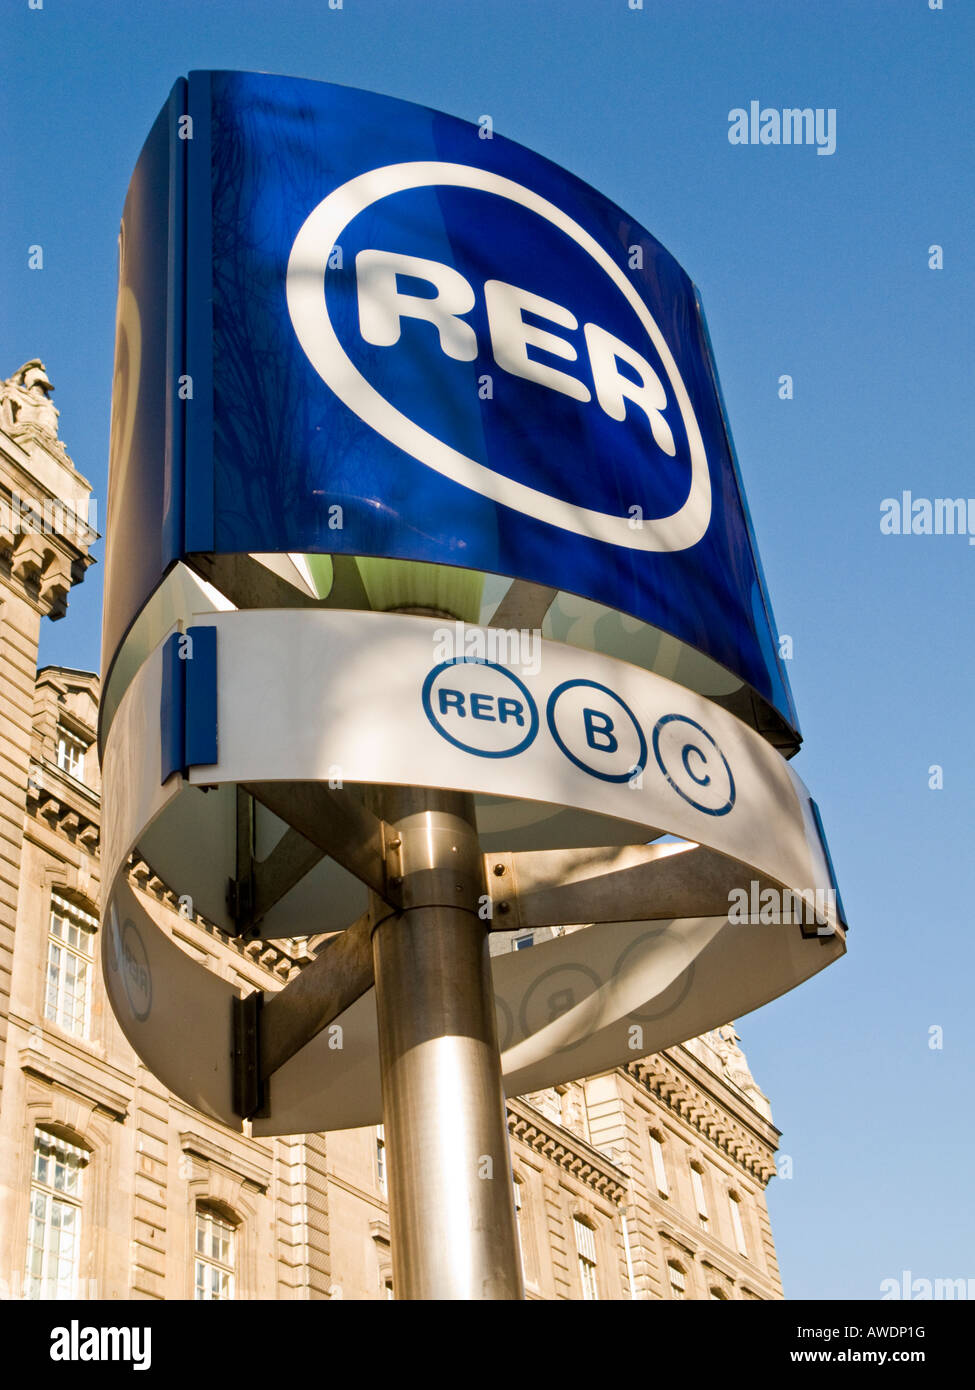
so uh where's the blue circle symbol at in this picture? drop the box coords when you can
[422,658,539,758]
[546,679,648,783]
[651,714,735,816]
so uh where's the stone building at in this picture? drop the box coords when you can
[0,361,784,1301]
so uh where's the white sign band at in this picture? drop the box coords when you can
[101,608,844,1134]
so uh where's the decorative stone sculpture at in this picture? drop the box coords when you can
[708,1023,760,1096]
[1,360,61,437]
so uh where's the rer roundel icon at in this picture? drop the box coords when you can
[286,161,712,555]
[421,657,539,758]
[110,910,153,1022]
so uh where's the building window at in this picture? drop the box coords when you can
[515,934,534,949]
[384,1279,394,1300]
[729,1193,748,1257]
[376,1125,387,1195]
[194,1206,236,1300]
[573,1217,598,1301]
[648,1131,669,1198]
[56,726,87,783]
[668,1261,687,1300]
[45,894,96,1039]
[26,1128,88,1299]
[553,1086,567,1125]
[513,1176,525,1270]
[690,1164,710,1230]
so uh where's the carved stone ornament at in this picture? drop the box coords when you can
[2,359,62,440]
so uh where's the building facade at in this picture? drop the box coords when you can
[0,361,783,1301]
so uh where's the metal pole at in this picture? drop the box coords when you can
[368,784,524,1300]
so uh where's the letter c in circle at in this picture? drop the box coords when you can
[681,742,711,786]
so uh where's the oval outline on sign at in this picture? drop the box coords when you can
[421,656,540,758]
[518,962,604,1057]
[286,161,712,553]
[120,919,153,1022]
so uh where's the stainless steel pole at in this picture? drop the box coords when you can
[368,784,524,1300]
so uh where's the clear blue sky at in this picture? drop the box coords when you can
[3,0,973,1300]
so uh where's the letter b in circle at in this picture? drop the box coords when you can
[546,679,647,783]
[583,707,618,753]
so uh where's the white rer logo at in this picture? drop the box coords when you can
[286,162,711,552]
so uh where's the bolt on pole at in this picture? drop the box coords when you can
[368,785,524,1300]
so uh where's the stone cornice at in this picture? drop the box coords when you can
[45,703,98,748]
[670,1042,781,1145]
[626,1054,779,1186]
[0,532,89,619]
[316,1169,388,1214]
[699,1248,743,1283]
[507,1098,628,1204]
[19,1044,130,1121]
[0,429,95,620]
[129,857,309,981]
[26,769,100,854]
[22,771,314,983]
[21,774,309,984]
[0,446,94,527]
[656,1213,781,1297]
[656,1218,699,1259]
[179,1128,270,1193]
[35,758,100,811]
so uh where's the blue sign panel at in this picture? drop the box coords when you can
[102,80,185,690]
[104,71,798,746]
